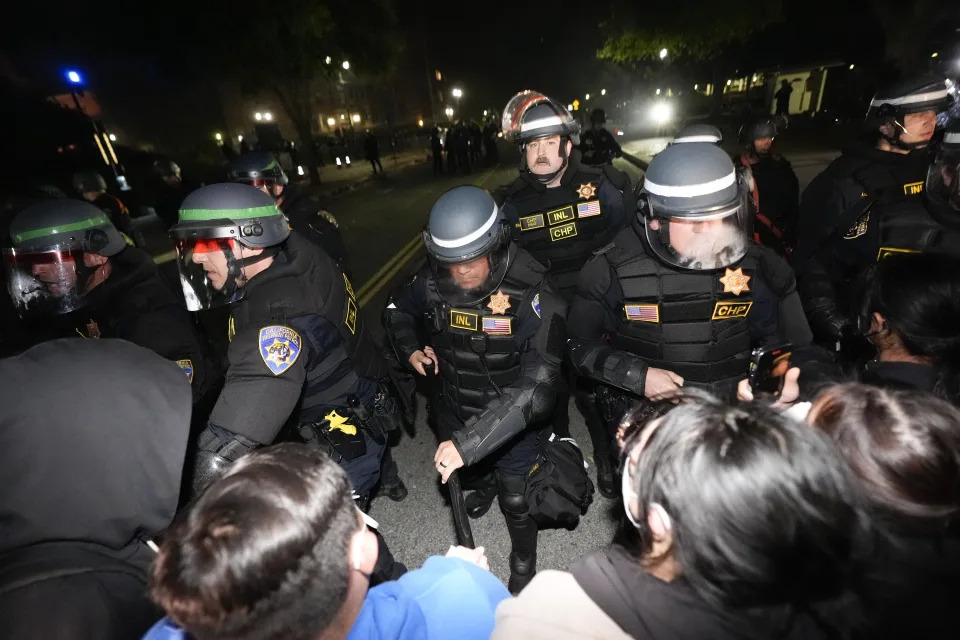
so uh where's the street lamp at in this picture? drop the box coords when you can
[452,87,463,99]
[342,60,350,70]
[255,112,263,121]
[601,89,606,96]
[238,135,244,142]
[215,132,223,141]
[483,109,488,117]
[418,119,424,127]
[585,93,590,100]
[264,112,273,121]
[325,56,332,65]
[108,133,116,142]
[567,104,573,111]
[655,88,661,95]
[351,114,361,123]
[327,117,336,126]
[659,48,668,60]
[445,107,454,118]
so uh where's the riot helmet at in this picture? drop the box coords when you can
[925,123,960,221]
[637,142,750,270]
[502,90,581,184]
[867,75,951,150]
[72,171,108,196]
[740,117,778,155]
[672,123,723,145]
[422,186,512,305]
[153,159,182,182]
[169,183,290,311]
[590,108,607,125]
[228,151,289,197]
[4,199,127,317]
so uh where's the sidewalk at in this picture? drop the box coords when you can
[309,148,430,199]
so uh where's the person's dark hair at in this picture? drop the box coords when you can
[622,391,867,615]
[810,383,960,534]
[149,443,359,640]
[856,253,960,404]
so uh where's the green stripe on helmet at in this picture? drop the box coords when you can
[11,215,111,243]
[178,205,281,222]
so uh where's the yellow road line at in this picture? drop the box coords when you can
[153,249,178,264]
[358,235,424,309]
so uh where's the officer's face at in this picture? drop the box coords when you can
[448,256,490,291]
[753,137,774,154]
[32,258,77,296]
[900,110,937,146]
[190,240,232,290]
[526,136,570,176]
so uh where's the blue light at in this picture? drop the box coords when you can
[66,70,82,84]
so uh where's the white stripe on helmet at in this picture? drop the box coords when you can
[644,170,737,198]
[520,115,564,132]
[870,88,949,108]
[430,204,499,249]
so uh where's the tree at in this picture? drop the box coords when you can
[207,0,401,184]
[597,1,782,114]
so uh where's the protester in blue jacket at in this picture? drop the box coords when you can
[144,443,508,640]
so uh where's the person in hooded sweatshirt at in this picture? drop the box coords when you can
[144,443,509,640]
[492,392,869,640]
[0,339,193,640]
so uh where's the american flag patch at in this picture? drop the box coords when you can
[577,200,602,218]
[482,317,513,335]
[624,304,659,323]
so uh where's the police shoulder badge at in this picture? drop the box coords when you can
[531,293,542,318]
[719,268,751,295]
[258,325,302,376]
[576,183,597,199]
[176,359,195,384]
[487,290,511,315]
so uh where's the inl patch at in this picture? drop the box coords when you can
[546,206,575,226]
[449,309,479,331]
[712,301,753,320]
[877,246,921,261]
[903,181,923,196]
[550,221,578,241]
[258,326,302,376]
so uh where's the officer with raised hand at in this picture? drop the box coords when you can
[579,108,622,167]
[383,186,566,593]
[228,151,348,270]
[493,90,632,498]
[568,142,814,429]
[168,183,405,510]
[3,199,217,411]
[794,75,958,352]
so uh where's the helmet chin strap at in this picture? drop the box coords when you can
[884,118,929,151]
[224,243,281,289]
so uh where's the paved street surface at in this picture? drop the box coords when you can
[325,137,838,583]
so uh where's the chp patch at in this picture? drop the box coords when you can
[877,246,920,261]
[176,359,195,384]
[258,325,302,376]
[531,293,541,318]
[712,301,753,320]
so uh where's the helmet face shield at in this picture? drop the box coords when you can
[644,204,749,271]
[501,90,580,144]
[3,246,88,317]
[173,233,246,311]
[926,150,960,213]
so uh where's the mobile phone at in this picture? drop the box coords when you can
[748,343,793,396]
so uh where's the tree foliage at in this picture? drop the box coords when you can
[598,1,783,63]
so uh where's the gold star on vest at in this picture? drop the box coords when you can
[719,267,751,296]
[487,290,511,315]
[84,320,101,339]
[576,183,597,199]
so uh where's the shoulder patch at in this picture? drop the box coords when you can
[176,359,194,384]
[531,293,542,318]
[258,326,302,375]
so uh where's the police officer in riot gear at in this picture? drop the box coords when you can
[579,108,622,167]
[169,183,404,507]
[795,75,958,351]
[568,142,815,431]
[3,200,218,411]
[672,123,723,145]
[228,151,348,269]
[153,159,197,229]
[735,117,799,253]
[383,186,566,593]
[72,171,132,235]
[926,122,960,223]
[493,90,632,498]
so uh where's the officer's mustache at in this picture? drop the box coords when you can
[534,156,551,165]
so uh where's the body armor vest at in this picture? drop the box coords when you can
[423,250,545,421]
[502,165,624,298]
[230,234,385,422]
[607,231,762,389]
[833,156,960,276]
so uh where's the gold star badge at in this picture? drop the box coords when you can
[576,183,597,199]
[719,268,751,296]
[487,290,511,315]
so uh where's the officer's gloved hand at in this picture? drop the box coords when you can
[643,368,684,401]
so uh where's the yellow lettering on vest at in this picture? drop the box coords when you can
[550,221,578,241]
[712,301,753,320]
[903,181,923,196]
[449,310,479,331]
[546,206,575,226]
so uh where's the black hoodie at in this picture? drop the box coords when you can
[0,339,192,640]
